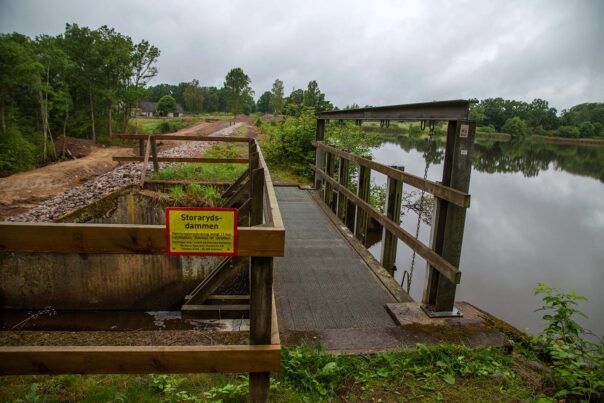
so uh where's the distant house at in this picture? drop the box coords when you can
[136,101,185,117]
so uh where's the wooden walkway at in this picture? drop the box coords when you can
[273,186,397,331]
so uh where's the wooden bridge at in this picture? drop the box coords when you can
[0,101,499,402]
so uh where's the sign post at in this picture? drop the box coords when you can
[166,208,238,256]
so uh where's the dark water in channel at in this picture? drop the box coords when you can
[366,136,604,336]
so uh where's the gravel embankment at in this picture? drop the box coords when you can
[7,124,242,222]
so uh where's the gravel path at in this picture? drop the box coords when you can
[6,123,242,222]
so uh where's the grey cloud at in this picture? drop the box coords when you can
[1,0,602,110]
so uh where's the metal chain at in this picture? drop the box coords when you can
[402,120,435,294]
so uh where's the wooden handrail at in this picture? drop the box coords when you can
[0,222,285,257]
[255,139,284,229]
[312,165,461,284]
[314,142,470,208]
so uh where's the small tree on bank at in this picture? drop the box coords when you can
[157,95,176,116]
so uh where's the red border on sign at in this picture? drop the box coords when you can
[165,207,238,256]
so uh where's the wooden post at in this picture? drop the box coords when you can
[336,157,350,223]
[323,151,335,208]
[138,139,145,156]
[354,162,371,245]
[422,120,475,313]
[314,119,325,189]
[380,167,403,275]
[248,256,273,403]
[250,168,264,226]
[150,136,159,172]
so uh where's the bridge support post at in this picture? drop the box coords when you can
[249,256,273,403]
[336,157,350,224]
[354,161,371,245]
[381,167,403,275]
[323,152,335,210]
[423,120,475,314]
[314,119,325,189]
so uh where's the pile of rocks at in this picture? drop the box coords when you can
[6,124,242,222]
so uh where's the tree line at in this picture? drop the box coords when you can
[0,24,160,174]
[144,74,334,117]
[470,98,604,139]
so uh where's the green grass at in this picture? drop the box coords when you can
[168,184,222,207]
[0,344,547,402]
[152,144,247,182]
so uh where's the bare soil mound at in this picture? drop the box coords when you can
[54,135,95,158]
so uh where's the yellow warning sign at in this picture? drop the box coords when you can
[166,208,238,256]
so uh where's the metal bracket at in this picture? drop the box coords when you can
[421,304,463,318]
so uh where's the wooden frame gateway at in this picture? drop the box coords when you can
[0,135,284,402]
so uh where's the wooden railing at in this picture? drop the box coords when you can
[0,134,283,402]
[313,101,476,315]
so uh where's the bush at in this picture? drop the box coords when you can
[556,125,581,138]
[501,117,530,137]
[262,107,317,178]
[477,125,496,134]
[0,127,37,176]
[578,121,596,138]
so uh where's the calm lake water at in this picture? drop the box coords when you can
[366,136,604,336]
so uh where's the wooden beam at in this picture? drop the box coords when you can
[256,140,284,229]
[250,168,265,226]
[0,345,280,375]
[184,257,235,305]
[354,163,371,245]
[315,142,470,208]
[336,157,350,223]
[181,304,250,319]
[314,119,325,189]
[113,156,249,164]
[140,137,151,186]
[316,100,469,121]
[150,136,159,172]
[381,169,403,274]
[111,134,250,143]
[423,120,476,312]
[249,256,274,403]
[312,166,461,284]
[0,223,285,257]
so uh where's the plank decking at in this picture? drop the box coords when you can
[274,186,396,331]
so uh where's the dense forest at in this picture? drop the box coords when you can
[470,98,604,139]
[1,23,602,177]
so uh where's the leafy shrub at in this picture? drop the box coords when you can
[531,283,604,400]
[501,116,530,137]
[0,127,37,176]
[556,125,581,138]
[477,125,496,134]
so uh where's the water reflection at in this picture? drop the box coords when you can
[367,136,604,336]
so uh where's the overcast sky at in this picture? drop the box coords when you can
[1,0,602,110]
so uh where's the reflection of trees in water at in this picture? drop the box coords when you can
[382,137,604,183]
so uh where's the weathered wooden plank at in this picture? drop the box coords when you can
[354,164,371,244]
[150,136,159,172]
[184,257,234,305]
[140,137,151,186]
[0,223,285,257]
[256,140,283,229]
[111,134,250,142]
[316,100,469,121]
[381,170,403,274]
[315,142,470,208]
[314,119,325,189]
[336,157,350,223]
[113,156,249,164]
[312,166,461,284]
[249,256,274,403]
[250,168,265,226]
[0,345,280,375]
[423,120,475,312]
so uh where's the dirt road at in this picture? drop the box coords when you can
[0,120,223,219]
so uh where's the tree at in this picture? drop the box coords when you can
[269,79,284,114]
[223,67,253,115]
[256,91,272,113]
[157,95,176,116]
[501,116,529,137]
[183,79,203,113]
